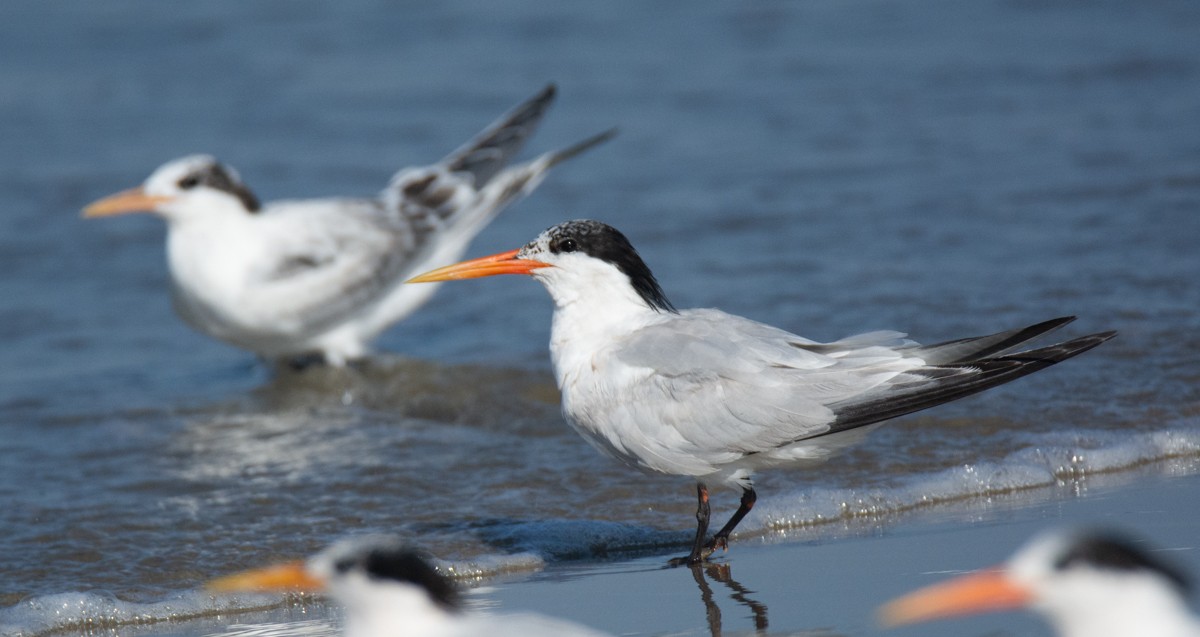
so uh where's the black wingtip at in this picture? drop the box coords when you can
[828,327,1116,435]
[1042,330,1117,360]
[908,316,1083,366]
[972,330,1114,368]
[1042,316,1077,329]
[546,128,618,168]
[441,84,560,185]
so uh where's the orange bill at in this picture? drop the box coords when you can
[82,187,171,217]
[207,560,325,594]
[406,249,551,283]
[877,568,1032,627]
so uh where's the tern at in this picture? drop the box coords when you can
[209,535,612,637]
[408,219,1116,564]
[879,529,1200,637]
[83,85,614,367]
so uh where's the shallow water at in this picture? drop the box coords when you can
[1,1,1199,635]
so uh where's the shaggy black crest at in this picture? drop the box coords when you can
[1054,532,1191,594]
[178,162,262,212]
[543,220,676,313]
[335,545,461,610]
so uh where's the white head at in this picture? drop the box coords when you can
[83,154,261,224]
[407,219,676,314]
[210,535,460,637]
[880,529,1197,637]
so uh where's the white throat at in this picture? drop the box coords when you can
[339,581,458,637]
[534,259,664,387]
[1041,576,1200,637]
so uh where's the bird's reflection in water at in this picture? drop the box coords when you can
[688,562,768,637]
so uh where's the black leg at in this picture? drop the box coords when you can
[669,482,711,566]
[706,487,756,553]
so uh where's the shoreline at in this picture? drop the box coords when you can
[19,461,1199,637]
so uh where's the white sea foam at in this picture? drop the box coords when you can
[4,427,1196,637]
[0,590,289,637]
[751,426,1200,534]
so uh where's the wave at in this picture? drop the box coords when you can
[0,590,301,637]
[4,425,1196,637]
[751,426,1200,534]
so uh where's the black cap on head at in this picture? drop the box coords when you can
[541,220,676,313]
[335,544,460,610]
[1054,532,1191,594]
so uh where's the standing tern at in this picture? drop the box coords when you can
[408,219,1116,564]
[209,535,613,637]
[879,529,1200,637]
[83,85,614,367]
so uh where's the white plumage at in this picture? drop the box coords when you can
[410,220,1115,564]
[880,529,1200,637]
[84,85,613,367]
[209,535,612,637]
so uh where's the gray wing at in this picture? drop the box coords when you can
[612,312,1114,455]
[242,199,419,333]
[244,85,613,335]
[612,309,923,454]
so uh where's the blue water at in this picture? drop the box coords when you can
[1,1,1199,635]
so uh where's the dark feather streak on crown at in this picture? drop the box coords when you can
[178,162,262,212]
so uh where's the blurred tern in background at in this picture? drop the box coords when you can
[209,535,613,637]
[84,85,614,367]
[408,219,1116,564]
[879,529,1200,637]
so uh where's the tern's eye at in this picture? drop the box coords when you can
[178,175,202,190]
[555,238,578,253]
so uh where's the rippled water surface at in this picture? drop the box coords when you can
[1,1,1198,635]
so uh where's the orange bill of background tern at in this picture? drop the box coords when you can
[408,220,1116,565]
[84,85,614,368]
[209,535,613,637]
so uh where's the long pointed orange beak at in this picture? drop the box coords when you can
[82,187,172,218]
[207,560,326,594]
[406,249,551,283]
[878,567,1032,627]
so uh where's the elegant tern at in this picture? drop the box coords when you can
[879,529,1200,637]
[408,219,1116,564]
[83,85,613,367]
[209,535,612,637]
